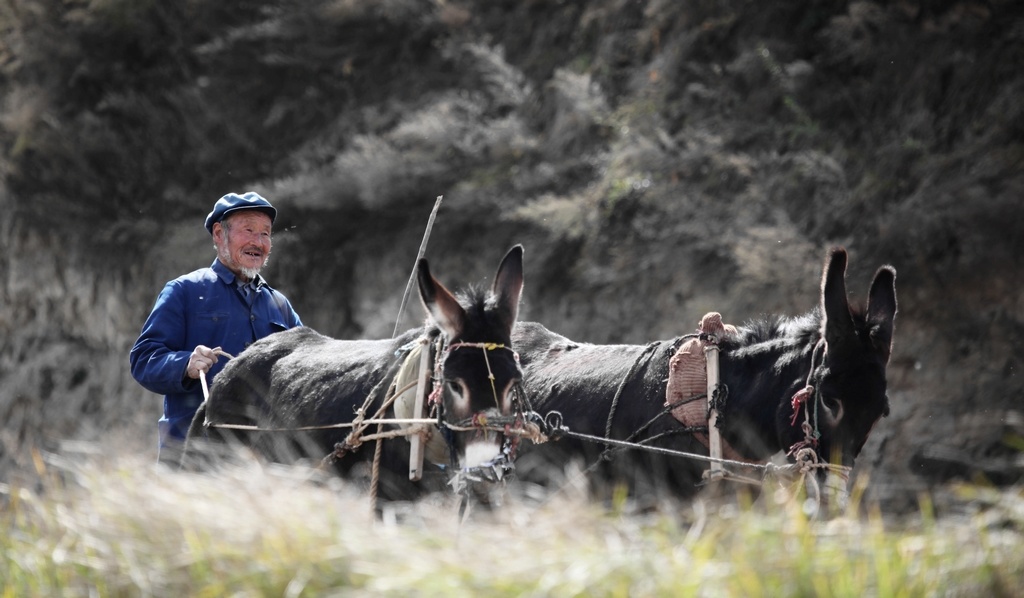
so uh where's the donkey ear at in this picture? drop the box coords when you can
[821,246,855,345]
[417,258,466,338]
[491,245,525,334]
[866,265,897,361]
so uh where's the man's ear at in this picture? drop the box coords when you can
[212,221,225,244]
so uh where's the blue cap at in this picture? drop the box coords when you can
[204,192,277,234]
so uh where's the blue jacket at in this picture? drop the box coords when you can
[130,259,302,449]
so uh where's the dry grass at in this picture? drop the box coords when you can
[2,448,1022,597]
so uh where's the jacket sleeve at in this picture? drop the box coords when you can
[129,281,197,395]
[270,288,303,329]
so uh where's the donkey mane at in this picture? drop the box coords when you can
[728,303,877,360]
[722,311,821,371]
[733,312,819,346]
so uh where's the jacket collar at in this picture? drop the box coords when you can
[211,259,266,289]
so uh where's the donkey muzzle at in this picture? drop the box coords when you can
[821,469,851,514]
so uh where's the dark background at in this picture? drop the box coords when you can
[1,0,1021,512]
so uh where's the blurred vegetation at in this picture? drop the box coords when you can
[1,455,1022,596]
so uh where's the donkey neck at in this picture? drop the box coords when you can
[716,312,823,460]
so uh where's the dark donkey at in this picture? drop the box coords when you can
[181,245,526,502]
[512,247,896,510]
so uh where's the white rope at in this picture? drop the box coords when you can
[198,348,235,402]
[208,417,439,431]
[558,426,851,479]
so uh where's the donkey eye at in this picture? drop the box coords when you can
[823,396,843,419]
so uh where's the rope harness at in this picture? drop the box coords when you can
[786,338,827,456]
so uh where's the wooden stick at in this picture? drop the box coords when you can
[409,337,431,480]
[392,195,444,338]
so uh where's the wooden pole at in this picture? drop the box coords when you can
[704,342,725,480]
[408,337,431,480]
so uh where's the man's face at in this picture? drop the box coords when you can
[213,210,273,281]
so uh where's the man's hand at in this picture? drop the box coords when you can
[186,345,222,379]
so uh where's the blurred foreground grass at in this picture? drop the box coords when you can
[2,449,1022,597]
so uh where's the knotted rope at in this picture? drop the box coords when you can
[787,338,827,455]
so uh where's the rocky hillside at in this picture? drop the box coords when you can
[1,0,1021,512]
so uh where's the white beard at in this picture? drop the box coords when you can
[217,242,269,282]
[239,264,263,280]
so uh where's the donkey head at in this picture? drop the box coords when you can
[416,245,525,471]
[788,247,897,506]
